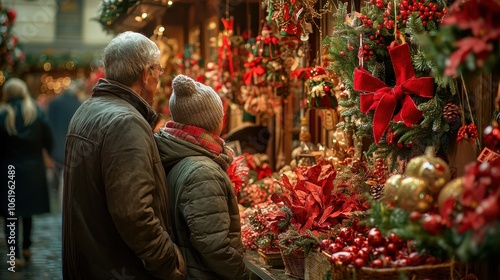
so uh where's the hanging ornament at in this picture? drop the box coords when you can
[383,147,451,212]
[291,66,338,109]
[483,124,500,151]
[405,147,451,195]
[218,16,235,79]
[437,177,464,210]
[255,23,280,58]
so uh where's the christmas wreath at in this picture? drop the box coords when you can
[323,1,461,169]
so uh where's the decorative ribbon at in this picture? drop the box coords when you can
[354,42,434,144]
[218,17,235,79]
[243,58,266,85]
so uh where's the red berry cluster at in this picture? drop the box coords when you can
[369,33,385,47]
[368,0,385,9]
[383,2,396,30]
[321,227,442,268]
[360,44,374,61]
[398,0,447,27]
[457,123,478,143]
[359,14,374,28]
[369,158,389,184]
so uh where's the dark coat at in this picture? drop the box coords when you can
[0,99,53,217]
[62,79,185,280]
[155,130,248,280]
[46,90,81,165]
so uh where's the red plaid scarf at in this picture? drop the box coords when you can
[163,121,233,159]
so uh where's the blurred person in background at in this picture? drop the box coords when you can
[0,77,54,268]
[155,74,248,280]
[46,79,83,192]
[62,31,185,280]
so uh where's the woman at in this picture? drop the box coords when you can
[0,78,53,267]
[155,74,249,280]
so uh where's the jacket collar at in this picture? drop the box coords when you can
[93,79,159,128]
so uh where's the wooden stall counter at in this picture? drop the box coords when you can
[244,251,296,280]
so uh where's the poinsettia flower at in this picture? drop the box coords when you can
[445,37,493,76]
[227,155,249,196]
[439,197,456,228]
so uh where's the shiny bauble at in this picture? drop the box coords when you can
[422,213,444,235]
[382,174,404,204]
[405,147,451,195]
[437,177,464,210]
[483,124,500,149]
[398,177,434,213]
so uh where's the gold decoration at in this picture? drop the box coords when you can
[438,177,464,210]
[405,147,451,195]
[398,177,434,212]
[383,174,404,203]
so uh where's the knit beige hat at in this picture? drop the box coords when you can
[169,74,224,131]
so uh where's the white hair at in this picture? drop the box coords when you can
[101,31,161,86]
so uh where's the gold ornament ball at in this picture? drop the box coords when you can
[438,177,464,211]
[405,149,451,195]
[398,177,434,213]
[383,174,404,204]
[405,157,427,176]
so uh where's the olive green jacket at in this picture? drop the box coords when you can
[155,130,248,280]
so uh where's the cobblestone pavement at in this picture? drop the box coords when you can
[0,187,62,280]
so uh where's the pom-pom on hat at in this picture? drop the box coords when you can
[169,74,224,131]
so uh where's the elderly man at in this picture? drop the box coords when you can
[62,31,185,280]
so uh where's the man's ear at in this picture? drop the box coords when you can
[141,68,149,84]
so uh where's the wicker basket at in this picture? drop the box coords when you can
[258,249,284,268]
[325,252,459,280]
[305,251,331,280]
[280,248,306,279]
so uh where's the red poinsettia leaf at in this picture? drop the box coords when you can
[457,211,476,234]
[293,189,308,205]
[440,197,456,228]
[317,205,335,225]
[322,179,336,202]
[295,166,308,181]
[305,194,320,217]
[317,162,336,182]
[301,215,316,233]
[267,209,287,220]
[304,164,322,185]
[304,181,324,206]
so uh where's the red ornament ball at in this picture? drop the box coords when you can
[422,213,443,235]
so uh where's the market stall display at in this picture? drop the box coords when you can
[92,0,500,279]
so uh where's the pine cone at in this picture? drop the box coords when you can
[370,184,384,200]
[443,102,461,125]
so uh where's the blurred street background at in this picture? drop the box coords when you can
[0,186,62,280]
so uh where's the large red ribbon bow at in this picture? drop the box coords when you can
[354,42,434,144]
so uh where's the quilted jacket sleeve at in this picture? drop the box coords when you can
[179,162,248,280]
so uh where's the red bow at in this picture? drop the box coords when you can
[354,42,434,144]
[243,58,266,85]
[221,17,234,33]
[291,66,326,80]
[218,18,235,79]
